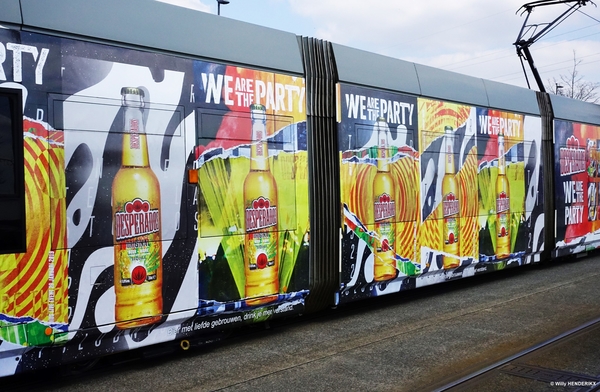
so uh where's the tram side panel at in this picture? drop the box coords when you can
[554,120,600,255]
[0,29,199,374]
[475,109,544,268]
[55,36,194,340]
[0,29,310,376]
[337,84,420,303]
[0,29,70,376]
[418,99,479,281]
[336,85,545,304]
[192,65,310,317]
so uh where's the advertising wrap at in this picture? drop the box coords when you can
[554,120,600,254]
[0,29,309,376]
[337,85,544,304]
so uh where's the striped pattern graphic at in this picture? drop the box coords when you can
[0,119,68,344]
[458,149,479,258]
[391,156,419,261]
[417,98,478,262]
[341,153,420,264]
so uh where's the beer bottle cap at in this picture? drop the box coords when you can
[250,103,266,122]
[120,87,144,97]
[445,125,453,133]
[250,103,266,112]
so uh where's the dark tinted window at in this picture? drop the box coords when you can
[0,88,25,254]
[0,96,16,195]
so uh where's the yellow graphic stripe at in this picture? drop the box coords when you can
[458,150,479,258]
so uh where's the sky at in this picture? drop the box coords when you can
[158,0,600,92]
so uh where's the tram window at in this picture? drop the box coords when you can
[0,88,25,254]
[0,97,15,195]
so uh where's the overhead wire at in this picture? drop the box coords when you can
[447,29,600,73]
[390,1,600,86]
[434,2,600,75]
[402,6,517,45]
[493,51,600,81]
[493,51,600,82]
[575,4,600,24]
[443,23,600,72]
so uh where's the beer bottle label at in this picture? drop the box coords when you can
[374,193,395,221]
[496,192,510,238]
[443,193,459,245]
[114,198,161,286]
[129,118,140,149]
[245,197,277,270]
[375,222,394,252]
[246,231,277,270]
[374,193,395,252]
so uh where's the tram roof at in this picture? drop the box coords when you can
[551,94,600,126]
[5,0,600,122]
[2,0,304,75]
[333,43,542,116]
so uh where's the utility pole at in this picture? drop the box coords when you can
[217,0,230,15]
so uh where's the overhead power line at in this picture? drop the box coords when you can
[493,51,600,83]
[446,29,600,72]
[575,4,600,23]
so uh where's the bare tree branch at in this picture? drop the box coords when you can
[545,50,600,103]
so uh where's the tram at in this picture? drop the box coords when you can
[0,0,598,376]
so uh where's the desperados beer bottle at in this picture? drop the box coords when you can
[372,117,397,281]
[112,87,162,328]
[495,131,511,258]
[244,104,279,305]
[442,126,460,269]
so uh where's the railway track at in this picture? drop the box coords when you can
[433,318,600,391]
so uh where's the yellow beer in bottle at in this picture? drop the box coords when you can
[244,104,279,305]
[442,126,460,269]
[372,117,397,281]
[496,131,511,258]
[112,87,162,328]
